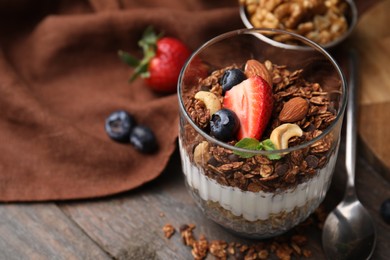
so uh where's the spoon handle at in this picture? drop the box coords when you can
[346,49,359,189]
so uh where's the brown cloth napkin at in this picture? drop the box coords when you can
[0,0,241,201]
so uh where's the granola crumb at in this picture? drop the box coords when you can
[258,249,269,259]
[191,234,208,260]
[162,223,175,239]
[159,212,165,217]
[209,240,228,259]
[180,224,197,247]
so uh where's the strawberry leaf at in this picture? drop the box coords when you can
[138,26,161,53]
[118,50,140,67]
[129,62,149,82]
[119,26,163,82]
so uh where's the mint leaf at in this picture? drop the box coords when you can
[235,138,260,149]
[260,139,282,160]
[234,138,260,158]
[266,154,282,160]
[234,138,281,160]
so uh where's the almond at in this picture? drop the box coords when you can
[279,97,309,123]
[244,59,273,87]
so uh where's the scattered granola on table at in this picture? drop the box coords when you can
[163,205,328,259]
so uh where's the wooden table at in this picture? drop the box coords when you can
[0,138,389,259]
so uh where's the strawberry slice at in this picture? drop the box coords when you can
[223,75,273,140]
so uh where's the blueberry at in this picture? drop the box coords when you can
[220,69,246,93]
[130,125,158,153]
[210,109,240,141]
[380,198,390,224]
[105,110,136,142]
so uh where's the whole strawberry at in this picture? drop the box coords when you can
[119,27,191,93]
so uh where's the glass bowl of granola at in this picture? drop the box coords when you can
[178,28,347,239]
[239,0,358,49]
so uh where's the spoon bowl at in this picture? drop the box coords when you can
[322,195,376,259]
[321,50,376,259]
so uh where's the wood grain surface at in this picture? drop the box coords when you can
[348,0,390,181]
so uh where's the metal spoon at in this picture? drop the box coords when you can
[321,50,376,260]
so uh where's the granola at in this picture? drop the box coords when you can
[240,0,349,46]
[183,60,338,193]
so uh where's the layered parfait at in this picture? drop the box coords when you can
[178,30,345,238]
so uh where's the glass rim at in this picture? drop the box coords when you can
[177,28,347,155]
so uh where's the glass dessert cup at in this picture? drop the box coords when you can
[178,29,347,239]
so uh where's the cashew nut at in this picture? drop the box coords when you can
[270,123,303,150]
[194,91,221,116]
[193,141,210,166]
